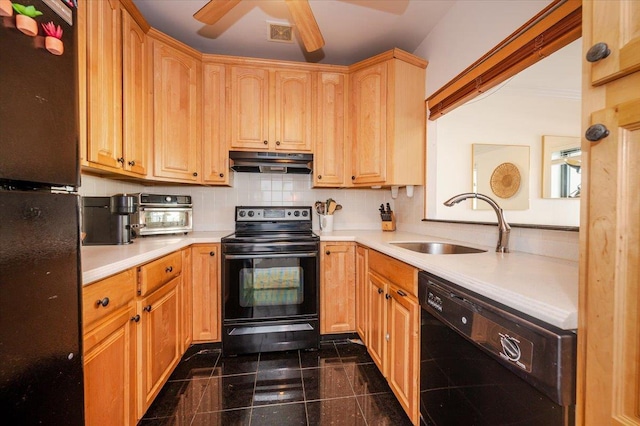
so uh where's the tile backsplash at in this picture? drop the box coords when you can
[80,173,394,232]
[80,174,579,261]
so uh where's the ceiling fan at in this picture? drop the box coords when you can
[194,0,325,52]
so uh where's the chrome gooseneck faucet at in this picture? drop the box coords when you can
[443,193,511,253]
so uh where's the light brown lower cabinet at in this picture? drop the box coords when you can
[365,250,420,425]
[355,245,368,342]
[191,244,221,342]
[320,242,356,334]
[82,269,137,426]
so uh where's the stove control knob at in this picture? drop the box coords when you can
[165,196,172,203]
[294,210,300,217]
[301,210,309,217]
[248,211,255,217]
[238,211,246,218]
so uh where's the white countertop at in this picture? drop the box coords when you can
[81,230,578,330]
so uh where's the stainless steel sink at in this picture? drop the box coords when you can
[390,242,487,254]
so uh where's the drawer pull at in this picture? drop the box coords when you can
[143,305,152,312]
[396,290,407,297]
[96,297,109,308]
[377,288,384,294]
[165,266,173,273]
[131,315,140,323]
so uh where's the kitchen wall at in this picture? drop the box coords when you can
[80,173,395,232]
[392,0,580,262]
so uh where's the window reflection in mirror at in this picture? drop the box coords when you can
[430,39,582,227]
[542,135,581,198]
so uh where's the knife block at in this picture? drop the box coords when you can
[381,213,396,231]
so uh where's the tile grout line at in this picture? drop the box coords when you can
[189,351,222,426]
[298,349,311,426]
[337,340,370,426]
[247,351,261,426]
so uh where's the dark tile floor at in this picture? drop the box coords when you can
[138,339,413,426]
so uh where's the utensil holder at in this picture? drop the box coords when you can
[381,213,396,231]
[319,214,334,232]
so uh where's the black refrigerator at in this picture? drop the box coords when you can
[0,0,84,423]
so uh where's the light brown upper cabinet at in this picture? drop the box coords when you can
[229,66,314,152]
[587,0,640,86]
[82,0,149,177]
[202,62,231,185]
[314,72,347,187]
[121,8,151,176]
[150,30,202,183]
[84,0,122,171]
[349,50,427,187]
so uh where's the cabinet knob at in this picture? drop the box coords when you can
[586,42,611,63]
[351,176,355,180]
[96,297,109,307]
[325,250,331,255]
[128,160,135,166]
[219,173,224,178]
[276,141,281,146]
[318,175,322,180]
[209,251,215,256]
[263,140,268,145]
[117,157,125,164]
[585,124,610,142]
[385,293,391,300]
[143,305,152,312]
[193,172,198,177]
[377,288,384,294]
[165,266,173,273]
[131,314,140,323]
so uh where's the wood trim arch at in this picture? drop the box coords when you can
[426,0,581,120]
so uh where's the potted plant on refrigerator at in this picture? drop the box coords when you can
[41,21,63,55]
[11,3,42,36]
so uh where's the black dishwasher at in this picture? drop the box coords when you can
[418,271,576,426]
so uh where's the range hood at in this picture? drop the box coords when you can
[229,151,313,174]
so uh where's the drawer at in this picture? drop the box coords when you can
[368,249,418,297]
[138,251,182,296]
[83,268,136,328]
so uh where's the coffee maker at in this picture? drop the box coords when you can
[82,194,138,245]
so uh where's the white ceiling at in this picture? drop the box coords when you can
[131,0,455,65]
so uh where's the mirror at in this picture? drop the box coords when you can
[542,135,581,198]
[429,38,582,228]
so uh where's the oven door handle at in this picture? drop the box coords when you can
[223,252,317,260]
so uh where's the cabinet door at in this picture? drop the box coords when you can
[152,41,201,182]
[350,62,387,185]
[191,245,221,342]
[181,248,193,351]
[84,305,137,426]
[366,272,387,374]
[314,72,346,186]
[588,0,640,86]
[355,245,368,342]
[138,277,181,415]
[121,10,150,176]
[320,242,356,334]
[387,287,420,425]
[86,0,122,170]
[202,63,229,184]
[229,66,270,150]
[273,70,313,152]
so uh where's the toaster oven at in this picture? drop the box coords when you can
[131,193,193,236]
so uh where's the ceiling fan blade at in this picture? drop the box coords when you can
[284,0,325,52]
[194,0,241,25]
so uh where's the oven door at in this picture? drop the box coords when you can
[136,207,193,236]
[222,247,318,322]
